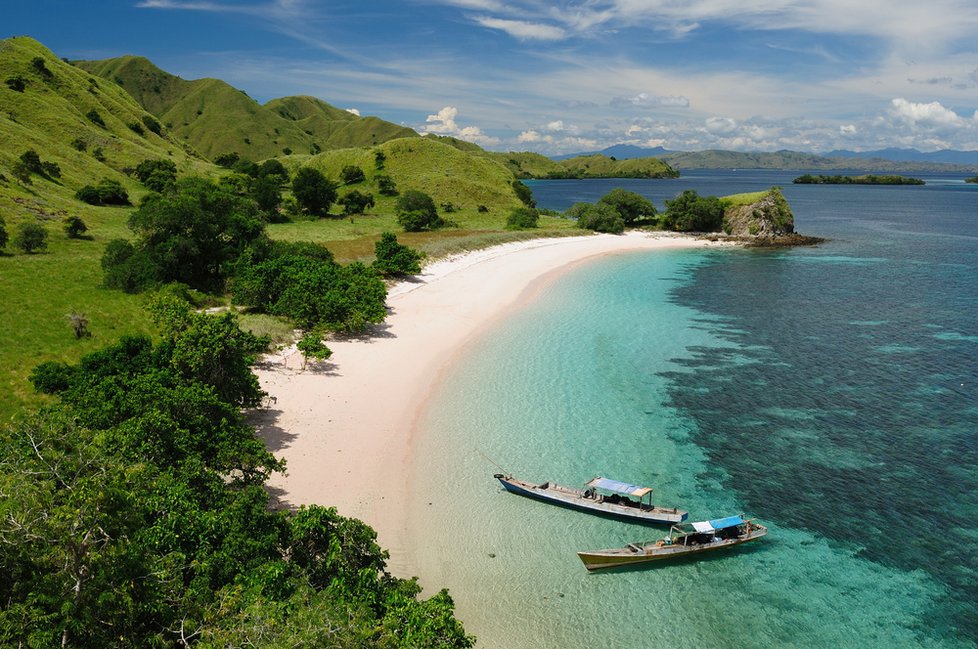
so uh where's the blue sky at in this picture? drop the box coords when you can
[7,0,978,153]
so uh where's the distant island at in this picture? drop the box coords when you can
[793,174,925,185]
[967,176,978,183]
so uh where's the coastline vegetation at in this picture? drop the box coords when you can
[793,173,925,185]
[966,176,978,183]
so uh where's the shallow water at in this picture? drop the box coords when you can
[408,171,978,648]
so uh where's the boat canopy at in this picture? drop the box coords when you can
[585,477,652,498]
[688,515,745,534]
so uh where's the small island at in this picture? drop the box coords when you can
[793,174,925,185]
[966,176,978,184]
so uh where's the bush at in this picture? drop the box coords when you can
[292,167,337,216]
[5,76,27,92]
[14,222,48,254]
[64,215,88,239]
[134,159,177,192]
[662,190,725,232]
[92,147,105,162]
[512,180,536,208]
[19,150,43,175]
[141,114,162,135]
[70,138,87,151]
[567,202,625,234]
[86,109,105,128]
[376,174,398,196]
[396,190,442,232]
[339,190,375,215]
[598,188,657,225]
[75,179,130,206]
[506,207,539,230]
[372,232,424,277]
[340,165,366,185]
[0,216,8,250]
[128,121,145,135]
[214,152,240,168]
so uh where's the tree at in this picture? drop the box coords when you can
[75,179,130,206]
[291,167,337,216]
[296,330,332,370]
[64,215,88,238]
[374,150,386,169]
[512,179,536,208]
[339,189,375,215]
[14,222,48,253]
[372,232,424,277]
[134,159,177,192]
[102,177,265,292]
[662,189,725,232]
[598,188,657,225]
[257,158,288,184]
[376,174,398,196]
[340,165,365,185]
[19,149,44,175]
[252,175,284,218]
[396,190,442,232]
[567,202,625,234]
[215,152,240,168]
[506,207,539,230]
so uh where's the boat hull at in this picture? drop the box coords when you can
[578,527,768,571]
[495,474,687,524]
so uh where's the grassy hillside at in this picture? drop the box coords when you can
[75,55,418,161]
[490,151,678,179]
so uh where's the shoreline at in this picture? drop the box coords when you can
[253,231,729,573]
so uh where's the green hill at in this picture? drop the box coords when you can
[74,55,418,161]
[491,151,678,179]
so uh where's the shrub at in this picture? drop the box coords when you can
[512,180,536,208]
[396,190,442,232]
[128,121,145,135]
[214,152,240,168]
[374,150,386,169]
[92,147,105,161]
[31,57,53,79]
[134,159,177,192]
[70,138,88,151]
[41,162,61,178]
[86,109,105,128]
[340,165,366,185]
[5,76,27,92]
[141,114,162,135]
[506,207,539,230]
[75,179,130,206]
[14,222,48,254]
[339,190,375,215]
[567,202,625,234]
[19,150,44,175]
[64,215,88,239]
[376,174,397,196]
[372,232,424,277]
[0,216,8,250]
[598,188,657,225]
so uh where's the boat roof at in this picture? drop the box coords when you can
[585,477,653,498]
[684,515,745,534]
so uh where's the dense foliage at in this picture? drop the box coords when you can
[292,167,337,216]
[793,173,925,185]
[75,178,131,206]
[339,189,376,215]
[1,298,473,647]
[396,190,443,232]
[13,222,48,253]
[134,158,178,192]
[0,216,7,250]
[661,190,725,232]
[597,188,657,225]
[505,207,540,230]
[372,232,424,277]
[101,177,264,292]
[567,202,625,234]
[63,215,88,239]
[231,244,388,334]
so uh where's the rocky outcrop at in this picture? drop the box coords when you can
[723,188,794,237]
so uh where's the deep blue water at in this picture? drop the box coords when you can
[410,171,978,648]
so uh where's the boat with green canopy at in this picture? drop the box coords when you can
[494,473,687,524]
[577,514,767,570]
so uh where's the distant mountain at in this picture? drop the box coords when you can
[556,144,978,172]
[73,55,418,161]
[825,148,978,166]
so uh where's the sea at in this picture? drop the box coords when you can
[406,170,978,648]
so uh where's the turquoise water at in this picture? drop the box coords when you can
[408,171,978,648]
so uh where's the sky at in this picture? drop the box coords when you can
[6,0,978,154]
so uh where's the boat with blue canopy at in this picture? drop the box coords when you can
[577,514,767,570]
[493,473,687,524]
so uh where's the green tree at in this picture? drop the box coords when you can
[340,165,366,185]
[14,222,48,253]
[296,330,332,370]
[512,179,536,208]
[376,173,398,196]
[102,177,264,292]
[506,207,539,230]
[374,149,386,169]
[662,190,725,232]
[339,189,375,215]
[252,175,284,218]
[372,232,424,277]
[567,202,624,234]
[257,158,289,184]
[291,167,337,216]
[64,215,88,239]
[19,149,44,175]
[598,188,657,225]
[75,178,130,206]
[396,190,442,232]
[134,159,177,192]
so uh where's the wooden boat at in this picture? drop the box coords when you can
[577,515,767,571]
[493,473,687,524]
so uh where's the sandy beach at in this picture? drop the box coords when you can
[253,231,723,569]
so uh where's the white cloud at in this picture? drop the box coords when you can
[888,98,967,128]
[840,124,857,135]
[705,116,738,135]
[421,106,501,146]
[610,92,690,109]
[473,16,566,40]
[546,120,565,132]
[346,107,361,116]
